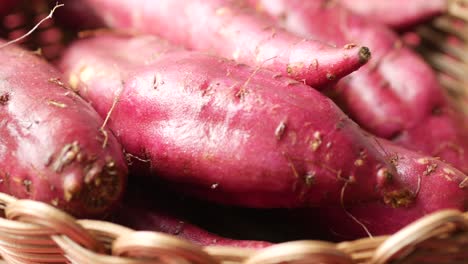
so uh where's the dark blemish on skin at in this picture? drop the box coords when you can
[383,189,414,208]
[389,154,399,166]
[153,74,164,89]
[275,121,286,140]
[0,93,9,105]
[359,47,371,64]
[200,80,212,96]
[432,106,442,115]
[335,118,346,130]
[326,73,336,81]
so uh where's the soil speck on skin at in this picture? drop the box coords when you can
[51,198,59,206]
[48,77,66,88]
[23,179,32,193]
[310,131,322,151]
[0,93,9,105]
[354,159,364,167]
[326,73,336,81]
[423,163,438,176]
[384,189,414,208]
[275,121,287,140]
[305,172,316,186]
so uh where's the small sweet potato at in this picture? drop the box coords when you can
[59,34,402,209]
[339,0,446,29]
[110,186,272,248]
[74,0,371,89]
[0,40,127,217]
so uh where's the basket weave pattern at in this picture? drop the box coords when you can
[0,192,467,264]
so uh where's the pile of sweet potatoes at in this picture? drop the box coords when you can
[1,0,467,245]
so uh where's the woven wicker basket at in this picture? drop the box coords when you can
[1,1,468,263]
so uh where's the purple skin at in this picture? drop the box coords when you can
[0,41,127,217]
[49,0,106,31]
[0,0,16,17]
[77,0,372,89]
[248,0,468,174]
[316,138,468,240]
[339,0,446,29]
[111,196,272,248]
[58,34,405,209]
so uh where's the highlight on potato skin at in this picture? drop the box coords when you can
[0,40,128,218]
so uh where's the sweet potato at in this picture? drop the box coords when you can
[110,183,272,248]
[339,0,446,29]
[74,0,371,89]
[0,40,127,217]
[58,34,403,209]
[249,0,468,174]
[0,0,16,17]
[316,138,468,240]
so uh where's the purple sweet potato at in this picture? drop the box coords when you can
[110,189,272,248]
[75,0,371,89]
[0,0,16,17]
[0,40,127,217]
[339,0,446,29]
[249,0,468,174]
[58,34,404,209]
[48,0,105,31]
[316,138,468,240]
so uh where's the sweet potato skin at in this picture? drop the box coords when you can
[0,41,127,217]
[77,0,371,89]
[0,0,16,17]
[317,138,468,240]
[339,0,446,29]
[249,0,468,174]
[59,34,402,208]
[110,189,272,248]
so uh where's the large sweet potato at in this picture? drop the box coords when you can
[58,34,403,209]
[74,0,371,89]
[0,40,127,217]
[248,0,468,174]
